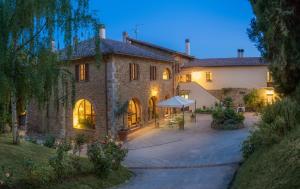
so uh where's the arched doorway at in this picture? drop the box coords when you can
[148,96,157,120]
[127,99,141,128]
[73,99,96,130]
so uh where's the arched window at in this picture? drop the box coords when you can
[127,99,141,128]
[163,68,171,80]
[73,99,96,129]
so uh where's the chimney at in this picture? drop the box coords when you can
[99,24,106,39]
[240,49,244,58]
[122,31,128,43]
[237,49,245,58]
[185,39,191,55]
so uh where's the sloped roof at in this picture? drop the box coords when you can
[183,57,268,68]
[127,37,194,59]
[59,38,174,62]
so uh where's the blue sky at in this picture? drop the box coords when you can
[90,0,260,58]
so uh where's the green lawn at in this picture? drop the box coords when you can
[231,129,300,189]
[0,134,132,189]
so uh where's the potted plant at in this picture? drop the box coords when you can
[176,117,185,130]
[115,101,129,141]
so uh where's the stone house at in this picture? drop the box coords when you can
[27,27,193,139]
[27,27,275,139]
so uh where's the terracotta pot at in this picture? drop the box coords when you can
[118,130,128,141]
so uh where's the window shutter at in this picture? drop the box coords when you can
[75,65,79,82]
[136,64,139,80]
[154,66,157,80]
[129,63,132,81]
[150,66,152,80]
[85,64,89,81]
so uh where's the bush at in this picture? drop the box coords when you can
[44,135,56,148]
[87,139,128,178]
[243,90,265,112]
[103,140,128,170]
[22,158,53,187]
[242,98,299,158]
[87,141,112,178]
[195,107,213,114]
[211,106,245,130]
[48,142,73,180]
[0,165,14,188]
[223,97,233,108]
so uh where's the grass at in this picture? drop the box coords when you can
[231,129,300,189]
[0,134,132,189]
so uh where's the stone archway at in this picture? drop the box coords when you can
[148,96,157,121]
[127,98,141,128]
[73,99,96,130]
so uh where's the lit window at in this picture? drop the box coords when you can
[206,72,212,82]
[73,99,95,129]
[75,64,89,82]
[181,94,189,99]
[267,71,273,82]
[128,99,141,128]
[163,68,171,80]
[186,74,191,82]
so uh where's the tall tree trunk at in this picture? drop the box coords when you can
[11,91,19,144]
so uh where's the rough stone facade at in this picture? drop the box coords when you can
[109,54,174,133]
[27,54,176,139]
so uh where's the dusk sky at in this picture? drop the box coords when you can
[90,0,260,58]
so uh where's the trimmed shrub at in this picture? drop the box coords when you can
[242,98,299,158]
[211,106,245,130]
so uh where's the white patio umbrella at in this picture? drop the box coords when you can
[157,96,195,129]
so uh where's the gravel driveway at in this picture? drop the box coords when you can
[114,113,259,189]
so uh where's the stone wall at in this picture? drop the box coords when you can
[27,57,108,139]
[110,54,174,131]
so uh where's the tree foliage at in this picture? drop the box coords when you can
[0,0,99,143]
[248,0,300,96]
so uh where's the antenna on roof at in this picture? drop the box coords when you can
[133,24,143,39]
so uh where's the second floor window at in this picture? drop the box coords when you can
[206,72,212,82]
[174,63,180,74]
[163,68,171,80]
[150,66,157,81]
[75,63,89,82]
[130,63,139,81]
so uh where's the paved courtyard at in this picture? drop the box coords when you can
[114,113,259,189]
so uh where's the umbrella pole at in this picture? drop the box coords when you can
[182,105,185,130]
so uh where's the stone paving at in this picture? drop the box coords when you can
[113,113,259,189]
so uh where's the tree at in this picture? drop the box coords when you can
[248,0,300,96]
[0,0,99,144]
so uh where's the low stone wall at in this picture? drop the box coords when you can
[208,88,252,107]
